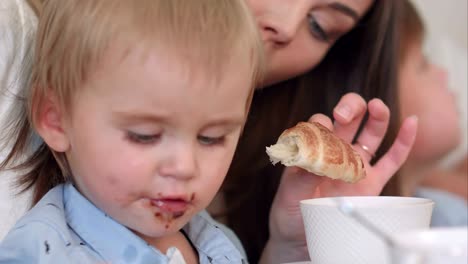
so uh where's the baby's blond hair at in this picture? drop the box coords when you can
[3,0,264,204]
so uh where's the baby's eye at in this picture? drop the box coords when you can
[197,135,225,146]
[127,132,161,144]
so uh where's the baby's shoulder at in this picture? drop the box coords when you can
[14,185,69,234]
[0,186,82,263]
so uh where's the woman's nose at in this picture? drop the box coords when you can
[260,19,297,45]
[158,144,197,181]
[258,2,309,46]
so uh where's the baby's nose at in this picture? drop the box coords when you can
[158,146,197,181]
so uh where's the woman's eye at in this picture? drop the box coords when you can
[308,15,329,42]
[127,132,161,144]
[197,135,225,146]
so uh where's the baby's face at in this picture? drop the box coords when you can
[399,42,460,163]
[61,45,252,244]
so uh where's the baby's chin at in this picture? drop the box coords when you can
[130,215,190,241]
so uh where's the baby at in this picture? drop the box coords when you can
[0,0,263,263]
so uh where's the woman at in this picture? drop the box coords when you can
[1,0,416,263]
[221,0,416,263]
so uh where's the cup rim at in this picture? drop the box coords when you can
[300,196,434,208]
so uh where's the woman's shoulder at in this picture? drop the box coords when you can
[0,0,36,47]
[0,0,35,14]
[0,0,30,26]
[0,0,19,12]
[0,0,21,57]
[0,0,37,122]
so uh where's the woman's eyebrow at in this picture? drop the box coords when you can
[328,2,360,21]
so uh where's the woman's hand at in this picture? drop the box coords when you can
[260,93,418,264]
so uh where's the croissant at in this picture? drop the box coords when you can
[265,122,365,183]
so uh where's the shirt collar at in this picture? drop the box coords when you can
[63,183,167,263]
[63,184,244,263]
[183,213,244,263]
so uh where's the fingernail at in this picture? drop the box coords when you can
[335,105,351,120]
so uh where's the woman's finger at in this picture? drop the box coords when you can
[308,113,334,131]
[372,116,418,186]
[333,93,367,143]
[277,166,325,205]
[353,98,390,161]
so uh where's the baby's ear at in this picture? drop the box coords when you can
[34,92,70,153]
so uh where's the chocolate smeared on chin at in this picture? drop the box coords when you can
[154,211,186,229]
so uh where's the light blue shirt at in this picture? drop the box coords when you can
[416,187,468,227]
[0,184,247,263]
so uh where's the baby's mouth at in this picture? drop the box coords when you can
[149,194,195,227]
[150,198,189,215]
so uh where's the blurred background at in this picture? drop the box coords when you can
[412,0,467,168]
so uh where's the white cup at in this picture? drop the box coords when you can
[392,227,468,264]
[300,196,434,264]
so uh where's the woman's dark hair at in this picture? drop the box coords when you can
[222,0,403,262]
